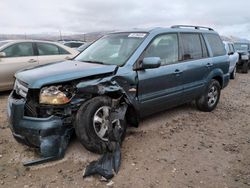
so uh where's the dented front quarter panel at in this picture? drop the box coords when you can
[76,66,140,115]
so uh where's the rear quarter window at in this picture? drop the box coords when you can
[205,34,226,57]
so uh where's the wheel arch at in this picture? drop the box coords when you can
[207,69,224,88]
[76,78,140,127]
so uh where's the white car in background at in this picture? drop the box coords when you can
[0,40,79,91]
[61,41,85,49]
[224,41,239,79]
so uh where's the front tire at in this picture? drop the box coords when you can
[196,79,221,112]
[75,96,127,154]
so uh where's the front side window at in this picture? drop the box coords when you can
[181,33,203,60]
[37,43,60,56]
[75,33,146,66]
[205,34,226,57]
[2,43,33,57]
[144,34,178,65]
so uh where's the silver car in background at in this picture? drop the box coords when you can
[224,41,239,79]
[0,40,79,91]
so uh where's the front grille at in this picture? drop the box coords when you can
[14,79,28,98]
[25,100,38,117]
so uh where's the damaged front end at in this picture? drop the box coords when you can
[7,80,80,166]
[8,72,138,166]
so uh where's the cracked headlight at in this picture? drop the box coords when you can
[39,85,71,105]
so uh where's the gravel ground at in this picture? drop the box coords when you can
[0,73,249,188]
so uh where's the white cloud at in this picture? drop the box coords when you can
[1,0,250,39]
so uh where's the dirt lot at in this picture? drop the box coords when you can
[0,73,249,188]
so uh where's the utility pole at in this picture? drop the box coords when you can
[59,30,63,41]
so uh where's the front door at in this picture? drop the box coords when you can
[137,33,184,117]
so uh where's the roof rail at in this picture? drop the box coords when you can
[171,25,214,31]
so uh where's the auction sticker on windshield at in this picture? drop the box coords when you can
[128,33,147,38]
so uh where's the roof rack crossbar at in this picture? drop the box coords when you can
[171,25,214,31]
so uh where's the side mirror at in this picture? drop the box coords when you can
[140,57,161,70]
[0,52,6,58]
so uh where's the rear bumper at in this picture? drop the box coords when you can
[8,92,67,147]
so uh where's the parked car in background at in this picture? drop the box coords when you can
[62,41,85,49]
[8,25,230,158]
[0,40,79,91]
[234,42,250,73]
[77,42,92,52]
[223,41,239,79]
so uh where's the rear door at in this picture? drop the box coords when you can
[179,33,211,100]
[137,33,184,117]
[204,33,229,75]
[228,44,238,72]
[0,42,38,90]
[36,42,72,65]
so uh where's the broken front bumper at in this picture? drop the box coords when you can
[7,92,73,165]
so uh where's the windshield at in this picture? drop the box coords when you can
[75,33,147,66]
[234,43,249,51]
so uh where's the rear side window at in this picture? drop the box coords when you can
[58,47,70,55]
[180,33,203,60]
[37,43,60,55]
[2,43,34,57]
[37,43,70,56]
[205,34,226,57]
[144,34,179,65]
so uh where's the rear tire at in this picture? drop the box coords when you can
[75,96,127,154]
[196,79,221,112]
[242,61,249,73]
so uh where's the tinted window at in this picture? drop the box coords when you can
[64,42,82,48]
[205,34,226,56]
[2,43,33,57]
[144,34,178,65]
[58,46,70,54]
[234,43,248,51]
[72,43,83,48]
[37,43,60,55]
[181,33,203,60]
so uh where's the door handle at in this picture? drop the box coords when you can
[174,69,183,76]
[28,59,37,63]
[206,63,213,67]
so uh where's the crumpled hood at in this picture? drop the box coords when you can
[15,60,117,88]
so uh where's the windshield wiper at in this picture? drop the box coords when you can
[82,60,105,65]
